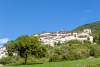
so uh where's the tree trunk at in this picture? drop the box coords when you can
[25,54,27,65]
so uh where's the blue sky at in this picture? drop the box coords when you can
[0,0,100,47]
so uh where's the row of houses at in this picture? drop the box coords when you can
[0,46,8,59]
[34,29,93,47]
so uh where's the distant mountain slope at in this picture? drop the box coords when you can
[72,21,100,36]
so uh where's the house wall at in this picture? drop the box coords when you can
[90,36,93,43]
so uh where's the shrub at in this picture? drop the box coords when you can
[62,52,75,61]
[37,58,49,63]
[62,51,84,61]
[89,48,96,56]
[49,54,61,62]
[94,54,99,58]
[61,54,67,61]
[83,40,91,44]
[54,48,61,55]
[67,46,77,51]
[84,52,90,58]
[68,40,82,44]
[16,58,24,65]
[0,56,12,65]
[74,52,84,59]
[81,51,90,58]
[90,47,100,57]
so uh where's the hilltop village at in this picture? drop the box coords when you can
[34,29,93,47]
[0,29,93,59]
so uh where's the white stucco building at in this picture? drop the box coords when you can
[0,47,8,59]
[33,29,93,47]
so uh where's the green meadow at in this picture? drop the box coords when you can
[2,57,100,67]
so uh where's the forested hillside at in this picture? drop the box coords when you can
[72,21,100,36]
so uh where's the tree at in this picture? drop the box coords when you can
[57,41,61,46]
[98,35,100,44]
[54,42,57,46]
[94,36,98,43]
[42,31,47,33]
[5,40,16,56]
[7,35,47,65]
[93,36,95,42]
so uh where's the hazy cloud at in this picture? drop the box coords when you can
[0,38,9,44]
[84,10,93,13]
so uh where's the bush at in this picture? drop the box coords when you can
[68,40,82,44]
[90,47,100,57]
[83,40,91,44]
[0,56,12,65]
[54,48,61,55]
[81,51,90,58]
[61,52,84,61]
[61,54,67,61]
[37,58,49,63]
[67,46,77,51]
[89,48,95,56]
[74,52,84,59]
[49,54,61,62]
[84,52,90,58]
[94,54,99,58]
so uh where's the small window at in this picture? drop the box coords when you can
[87,38,90,40]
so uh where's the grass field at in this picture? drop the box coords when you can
[2,57,100,67]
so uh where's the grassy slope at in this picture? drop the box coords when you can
[72,21,100,36]
[2,57,100,67]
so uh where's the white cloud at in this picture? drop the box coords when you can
[84,10,93,13]
[0,38,9,44]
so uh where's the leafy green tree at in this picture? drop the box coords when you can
[34,45,48,58]
[93,36,98,43]
[6,35,47,65]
